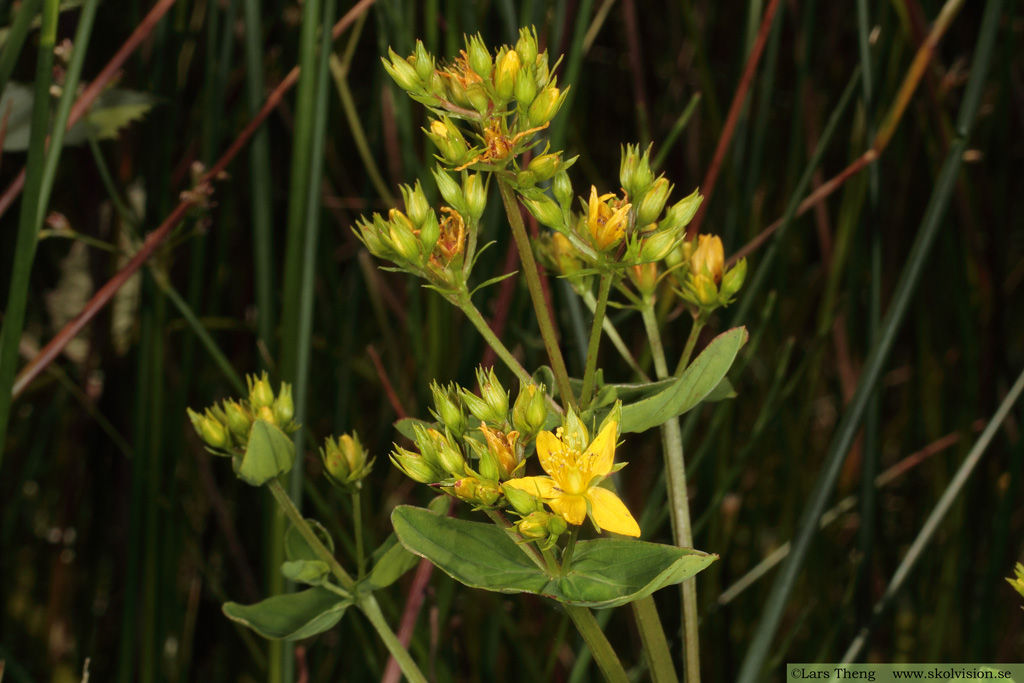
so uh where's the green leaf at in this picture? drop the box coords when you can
[392,505,717,608]
[284,518,335,562]
[235,419,295,486]
[281,560,330,586]
[222,587,351,640]
[619,327,747,433]
[394,417,435,442]
[365,496,449,591]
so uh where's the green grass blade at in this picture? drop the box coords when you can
[0,0,42,95]
[736,1,1004,676]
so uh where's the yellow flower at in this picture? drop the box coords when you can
[586,186,631,252]
[504,419,640,537]
[690,234,724,282]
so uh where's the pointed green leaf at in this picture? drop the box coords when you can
[392,505,717,608]
[236,419,295,486]
[222,587,351,640]
[620,327,747,433]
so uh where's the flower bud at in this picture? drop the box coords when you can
[661,188,702,234]
[430,381,468,438]
[432,167,468,215]
[418,209,441,255]
[514,67,538,108]
[222,400,253,443]
[355,215,394,260]
[424,118,470,165]
[248,372,275,410]
[466,83,490,115]
[188,408,230,451]
[382,48,422,93]
[526,153,562,184]
[512,381,549,436]
[387,209,422,263]
[453,477,500,507]
[639,229,678,263]
[272,383,295,430]
[463,173,487,222]
[478,367,509,423]
[391,445,444,484]
[635,177,671,228]
[322,433,374,491]
[503,484,542,515]
[533,51,550,88]
[692,273,719,307]
[515,27,539,68]
[527,84,565,128]
[401,180,430,228]
[257,405,276,424]
[466,34,492,80]
[628,262,660,296]
[518,192,565,231]
[620,143,655,201]
[413,40,434,83]
[691,234,724,282]
[479,423,520,480]
[719,257,747,302]
[553,171,573,211]
[493,48,520,102]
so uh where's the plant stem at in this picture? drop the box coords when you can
[267,479,354,590]
[631,596,679,683]
[674,317,705,376]
[352,490,365,579]
[641,303,701,683]
[454,293,563,415]
[496,178,576,408]
[579,273,613,409]
[580,288,649,381]
[560,525,580,575]
[359,593,429,683]
[564,605,630,683]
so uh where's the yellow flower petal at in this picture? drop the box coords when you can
[548,493,588,525]
[503,476,559,499]
[535,430,564,477]
[587,486,641,537]
[584,419,618,480]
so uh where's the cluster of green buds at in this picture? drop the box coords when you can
[186,373,299,485]
[667,233,747,316]
[383,28,568,172]
[354,174,487,290]
[503,486,568,550]
[321,433,374,492]
[390,368,552,510]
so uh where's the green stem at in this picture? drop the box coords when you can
[352,490,365,579]
[674,317,706,376]
[560,525,580,575]
[579,273,613,410]
[484,508,551,572]
[358,593,429,683]
[563,605,630,683]
[641,303,701,683]
[267,479,354,590]
[453,293,563,415]
[580,288,649,381]
[496,178,576,408]
[631,596,679,683]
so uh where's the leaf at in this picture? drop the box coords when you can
[284,519,335,562]
[281,560,330,586]
[365,496,450,591]
[235,419,295,486]
[222,587,351,641]
[394,417,435,442]
[392,505,717,608]
[620,327,747,433]
[0,83,159,151]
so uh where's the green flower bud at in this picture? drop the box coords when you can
[553,171,573,211]
[391,445,443,484]
[222,400,252,443]
[515,27,539,68]
[518,192,565,231]
[514,67,538,108]
[639,229,678,263]
[387,209,422,263]
[434,432,466,477]
[432,167,467,215]
[503,484,542,515]
[382,48,422,93]
[412,424,442,469]
[692,273,719,307]
[661,188,702,234]
[463,173,487,222]
[418,209,441,255]
[526,153,561,184]
[493,48,520,102]
[719,257,747,303]
[401,181,430,228]
[272,383,295,431]
[466,83,490,115]
[188,408,230,450]
[533,51,550,88]
[477,367,509,423]
[322,433,374,491]
[466,34,492,80]
[413,40,434,83]
[424,118,471,166]
[635,177,672,228]
[619,143,654,202]
[248,372,275,410]
[512,381,548,436]
[527,85,565,128]
[430,381,467,438]
[627,262,659,297]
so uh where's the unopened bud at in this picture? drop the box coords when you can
[222,400,252,443]
[189,408,230,450]
[553,171,573,211]
[493,49,520,102]
[432,167,468,215]
[453,477,500,507]
[430,381,468,438]
[466,34,492,80]
[661,188,702,234]
[692,273,719,307]
[322,433,374,491]
[466,83,490,115]
[248,372,275,410]
[477,367,509,424]
[272,383,295,430]
[514,68,538,108]
[519,192,565,231]
[635,177,671,228]
[503,484,542,515]
[382,48,422,92]
[388,210,422,263]
[391,446,443,484]
[512,382,548,436]
[526,153,562,184]
[413,40,434,82]
[639,229,678,263]
[619,143,654,201]
[463,173,487,222]
[527,85,565,128]
[401,181,430,228]
[719,257,747,302]
[628,262,660,296]
[515,27,538,67]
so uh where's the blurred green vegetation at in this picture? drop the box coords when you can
[0,0,1021,681]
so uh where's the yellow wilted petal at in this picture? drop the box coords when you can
[587,486,641,537]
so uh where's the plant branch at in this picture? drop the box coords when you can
[579,274,613,409]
